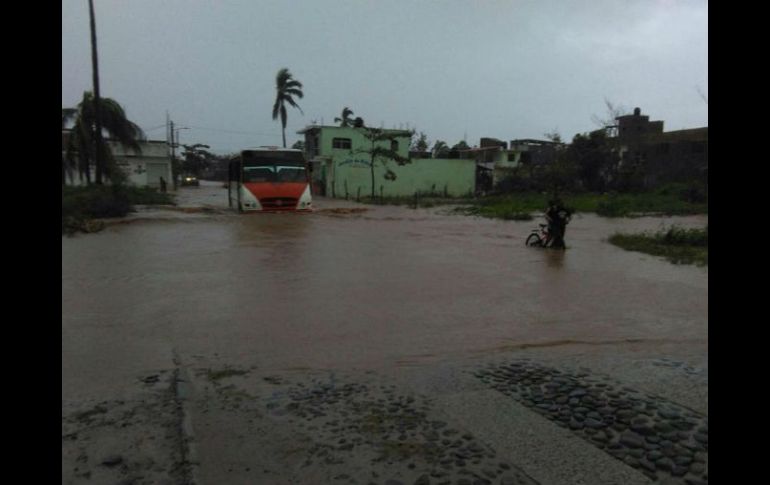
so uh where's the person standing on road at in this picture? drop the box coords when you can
[159,176,167,193]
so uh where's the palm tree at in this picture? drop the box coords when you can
[334,107,354,127]
[432,140,449,157]
[62,91,144,185]
[272,68,304,148]
[62,108,78,183]
[62,109,77,128]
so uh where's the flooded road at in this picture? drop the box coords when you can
[63,184,707,379]
[62,184,708,485]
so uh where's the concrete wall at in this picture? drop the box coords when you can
[306,126,477,198]
[111,141,172,188]
[328,156,476,198]
[615,127,708,188]
[316,125,412,160]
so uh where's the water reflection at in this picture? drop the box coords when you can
[544,249,566,269]
[229,213,311,277]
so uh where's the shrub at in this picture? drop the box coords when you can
[609,225,708,266]
[660,225,708,247]
[62,184,172,235]
[595,195,628,217]
[502,212,533,221]
[62,185,130,219]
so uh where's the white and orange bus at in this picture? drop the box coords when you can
[228,147,313,212]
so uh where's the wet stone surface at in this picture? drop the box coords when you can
[61,371,187,485]
[474,360,708,484]
[267,376,540,485]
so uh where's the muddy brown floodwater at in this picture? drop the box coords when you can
[63,185,707,379]
[62,184,708,485]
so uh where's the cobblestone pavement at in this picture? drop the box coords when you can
[186,365,539,485]
[62,348,707,485]
[474,360,708,485]
[273,379,537,485]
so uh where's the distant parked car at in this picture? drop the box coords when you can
[181,174,199,187]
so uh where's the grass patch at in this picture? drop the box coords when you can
[62,185,175,235]
[122,186,175,205]
[502,212,533,221]
[595,191,707,217]
[357,195,475,209]
[608,225,708,266]
[455,192,568,220]
[456,190,707,220]
[342,189,707,219]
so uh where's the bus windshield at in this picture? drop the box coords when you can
[243,165,307,183]
[242,150,307,183]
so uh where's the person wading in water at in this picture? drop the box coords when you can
[544,198,572,249]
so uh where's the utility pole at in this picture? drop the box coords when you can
[88,0,105,184]
[166,111,174,190]
[167,118,190,190]
[170,120,176,161]
[169,120,178,189]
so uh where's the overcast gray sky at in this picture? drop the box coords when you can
[62,0,708,155]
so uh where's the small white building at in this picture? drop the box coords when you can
[63,129,173,189]
[110,140,172,189]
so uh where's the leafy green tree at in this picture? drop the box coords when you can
[451,140,470,151]
[541,130,570,196]
[62,91,144,185]
[272,68,304,148]
[334,107,355,127]
[566,131,616,192]
[412,132,429,152]
[181,143,214,177]
[612,153,645,192]
[544,144,578,199]
[354,128,413,198]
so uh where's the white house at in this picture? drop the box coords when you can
[63,129,172,189]
[110,140,172,189]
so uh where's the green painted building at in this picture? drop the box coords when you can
[299,125,479,198]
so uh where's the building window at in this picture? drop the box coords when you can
[507,153,517,162]
[332,138,352,149]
